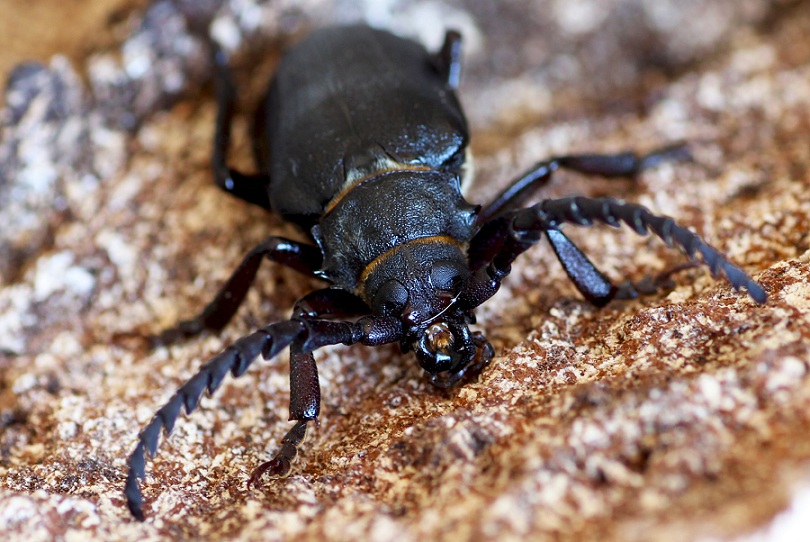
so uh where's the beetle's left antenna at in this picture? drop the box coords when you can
[124,320,305,520]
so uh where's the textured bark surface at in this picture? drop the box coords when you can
[1,1,809,540]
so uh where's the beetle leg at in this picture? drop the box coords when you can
[478,144,691,223]
[468,221,691,306]
[247,346,316,487]
[460,196,767,311]
[466,215,619,305]
[434,30,463,90]
[154,236,324,345]
[248,289,371,487]
[210,41,273,209]
[613,261,704,300]
[544,228,618,306]
[291,287,371,319]
[465,331,495,379]
[248,419,310,487]
[125,308,403,520]
[545,228,707,305]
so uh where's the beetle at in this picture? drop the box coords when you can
[124,24,767,520]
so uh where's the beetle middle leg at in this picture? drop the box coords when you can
[154,237,324,345]
[478,144,691,223]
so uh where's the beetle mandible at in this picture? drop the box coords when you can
[124,25,767,520]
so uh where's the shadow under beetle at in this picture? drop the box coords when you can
[124,25,767,520]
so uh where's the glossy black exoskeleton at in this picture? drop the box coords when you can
[124,25,767,520]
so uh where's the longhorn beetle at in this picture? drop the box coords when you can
[124,25,767,520]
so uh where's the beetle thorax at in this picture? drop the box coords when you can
[313,169,478,291]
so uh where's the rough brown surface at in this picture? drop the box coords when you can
[1,1,809,540]
[0,0,150,84]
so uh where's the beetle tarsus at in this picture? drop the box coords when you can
[150,319,204,347]
[248,420,309,489]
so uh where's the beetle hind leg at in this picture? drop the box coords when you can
[434,30,463,90]
[210,40,273,209]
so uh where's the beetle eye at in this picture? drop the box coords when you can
[429,260,467,293]
[373,280,409,316]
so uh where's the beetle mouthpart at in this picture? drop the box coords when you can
[426,322,454,353]
[428,332,494,388]
[414,320,464,377]
[428,368,467,389]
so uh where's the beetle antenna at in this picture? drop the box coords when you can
[124,319,305,520]
[124,314,403,520]
[515,197,768,303]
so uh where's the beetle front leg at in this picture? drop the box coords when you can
[248,346,318,488]
[247,310,406,488]
[544,228,617,306]
[125,309,402,520]
[248,420,310,487]
[522,197,767,302]
[470,224,692,307]
[466,215,619,306]
[612,261,703,300]
[247,289,377,489]
[125,318,306,521]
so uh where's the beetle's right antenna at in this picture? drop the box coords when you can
[459,196,767,311]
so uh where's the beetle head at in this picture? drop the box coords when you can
[364,241,490,387]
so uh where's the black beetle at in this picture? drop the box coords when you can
[124,25,767,520]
